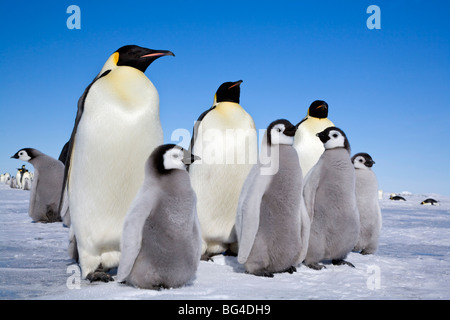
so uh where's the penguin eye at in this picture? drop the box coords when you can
[276,128,282,133]
[359,159,364,163]
[332,133,338,138]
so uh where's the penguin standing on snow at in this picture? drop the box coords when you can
[303,127,360,270]
[351,152,382,255]
[293,100,335,177]
[61,45,174,281]
[11,148,64,222]
[236,119,310,277]
[118,144,201,289]
[189,80,258,260]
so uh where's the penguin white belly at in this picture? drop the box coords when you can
[294,118,334,176]
[191,103,257,249]
[69,67,163,277]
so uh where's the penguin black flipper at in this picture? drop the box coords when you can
[58,70,112,215]
[187,105,216,171]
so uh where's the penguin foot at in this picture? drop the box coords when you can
[245,270,274,278]
[285,266,297,274]
[200,253,214,262]
[306,263,326,270]
[223,249,237,257]
[86,271,114,283]
[263,272,274,278]
[332,259,355,268]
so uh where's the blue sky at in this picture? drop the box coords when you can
[1,1,449,196]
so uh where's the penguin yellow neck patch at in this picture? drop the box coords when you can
[112,52,119,65]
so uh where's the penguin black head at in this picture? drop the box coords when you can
[266,119,297,146]
[308,100,329,119]
[351,152,375,169]
[11,148,37,162]
[115,45,175,73]
[152,144,200,175]
[316,127,350,153]
[215,80,243,104]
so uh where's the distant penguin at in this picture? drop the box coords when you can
[15,165,28,189]
[22,171,33,191]
[303,127,360,269]
[61,45,174,281]
[189,80,258,260]
[11,148,64,222]
[421,198,439,206]
[390,194,406,201]
[118,144,202,289]
[351,153,382,255]
[236,119,310,277]
[10,177,17,189]
[293,100,335,177]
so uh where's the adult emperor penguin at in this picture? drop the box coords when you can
[351,153,382,255]
[303,127,360,269]
[293,100,334,177]
[235,119,310,277]
[61,45,174,281]
[117,144,202,289]
[11,148,64,223]
[189,80,258,260]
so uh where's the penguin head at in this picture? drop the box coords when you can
[316,127,351,152]
[308,100,329,119]
[152,144,200,175]
[214,80,243,104]
[11,148,35,162]
[351,152,375,169]
[267,119,297,146]
[103,45,174,74]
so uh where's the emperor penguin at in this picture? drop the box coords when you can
[235,119,310,277]
[189,80,258,260]
[351,153,382,255]
[293,100,334,177]
[303,127,360,270]
[61,45,174,281]
[11,148,64,223]
[117,144,202,289]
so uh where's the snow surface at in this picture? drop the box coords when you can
[0,183,449,300]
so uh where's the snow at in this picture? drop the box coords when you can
[0,183,449,300]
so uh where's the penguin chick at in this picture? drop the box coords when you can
[11,148,64,223]
[117,144,202,289]
[61,45,174,281]
[351,153,382,255]
[236,119,310,277]
[189,80,258,260]
[303,127,360,270]
[293,100,335,177]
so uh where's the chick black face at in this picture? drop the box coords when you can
[215,80,243,104]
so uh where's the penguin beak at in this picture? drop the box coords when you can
[11,153,19,159]
[228,80,243,89]
[140,50,175,59]
[182,153,201,166]
[283,125,298,137]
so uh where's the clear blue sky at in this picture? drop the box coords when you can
[1,1,449,196]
